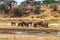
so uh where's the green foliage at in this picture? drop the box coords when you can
[35,5,41,10]
[0,4,5,10]
[19,6,27,13]
[13,5,27,17]
[44,0,56,4]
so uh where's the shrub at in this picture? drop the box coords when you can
[48,18,58,23]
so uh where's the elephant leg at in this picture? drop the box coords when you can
[45,24,48,28]
[11,24,13,26]
[18,24,20,26]
[26,24,29,27]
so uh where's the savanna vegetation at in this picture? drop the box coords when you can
[0,0,59,18]
[0,0,60,23]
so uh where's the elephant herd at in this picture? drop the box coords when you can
[11,20,49,28]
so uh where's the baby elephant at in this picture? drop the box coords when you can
[11,22,16,26]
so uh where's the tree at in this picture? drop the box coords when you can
[0,4,5,13]
[5,0,17,10]
[12,5,28,17]
[3,0,17,14]
[44,0,56,4]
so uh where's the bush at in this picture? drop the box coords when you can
[13,5,28,17]
[34,5,41,14]
[50,4,57,11]
[0,4,5,9]
[48,18,58,23]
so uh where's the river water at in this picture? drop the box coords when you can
[0,30,60,36]
[14,31,60,36]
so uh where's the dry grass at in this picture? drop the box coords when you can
[0,34,60,40]
[0,18,60,23]
[0,18,45,22]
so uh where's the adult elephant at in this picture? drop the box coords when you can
[33,20,49,28]
[26,22,32,27]
[33,23,38,27]
[18,22,27,27]
[33,21,43,27]
[41,20,49,28]
[18,22,22,26]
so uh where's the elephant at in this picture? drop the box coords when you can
[11,22,16,26]
[41,20,49,28]
[33,21,43,27]
[33,23,38,27]
[18,21,32,27]
[18,22,26,27]
[33,20,49,28]
[26,22,32,27]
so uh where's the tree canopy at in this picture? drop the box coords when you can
[44,0,56,4]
